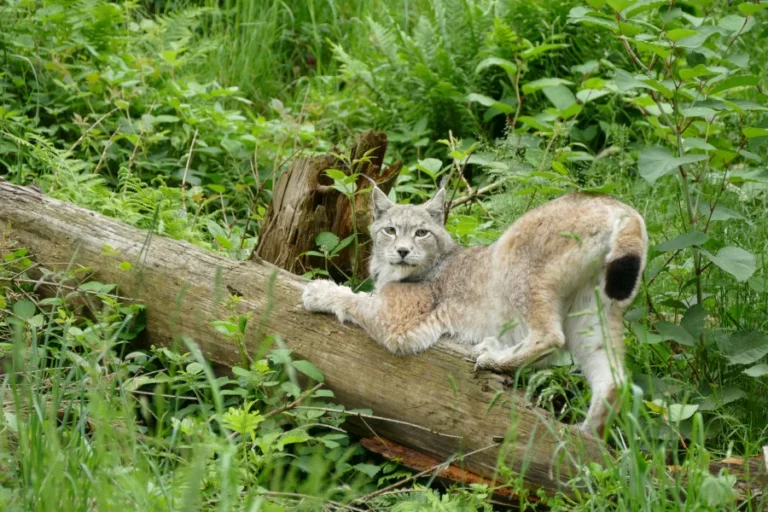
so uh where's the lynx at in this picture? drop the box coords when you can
[302,186,647,432]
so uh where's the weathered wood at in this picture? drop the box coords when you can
[0,178,606,496]
[255,130,402,280]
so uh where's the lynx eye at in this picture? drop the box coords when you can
[383,226,396,236]
[415,229,429,238]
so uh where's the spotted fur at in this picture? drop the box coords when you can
[303,188,648,433]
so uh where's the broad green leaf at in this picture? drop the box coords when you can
[543,85,576,110]
[701,246,757,282]
[743,127,768,138]
[748,276,766,293]
[315,232,339,252]
[416,158,443,178]
[698,201,747,222]
[679,64,716,80]
[572,60,600,75]
[634,40,671,58]
[643,78,674,98]
[716,330,768,365]
[677,32,713,48]
[292,360,325,382]
[12,299,35,320]
[558,103,583,119]
[632,321,665,344]
[467,93,515,114]
[522,78,573,94]
[656,321,697,347]
[475,57,517,81]
[618,21,643,36]
[521,43,568,60]
[743,364,768,377]
[681,304,708,340]
[614,69,651,92]
[568,7,620,32]
[699,472,738,508]
[583,77,606,90]
[711,75,759,94]
[576,89,610,103]
[78,281,107,292]
[739,2,768,16]
[623,0,668,18]
[353,463,381,478]
[606,0,633,11]
[325,169,346,181]
[637,147,707,184]
[666,28,698,41]
[684,138,717,151]
[655,231,709,252]
[719,14,755,34]
[586,0,606,7]
[667,403,699,422]
[551,161,567,175]
[517,116,553,132]
[278,428,310,448]
[214,234,233,250]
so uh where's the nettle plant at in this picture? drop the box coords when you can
[456,1,767,430]
[564,1,768,421]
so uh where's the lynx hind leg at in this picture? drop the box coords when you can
[474,291,566,371]
[567,290,627,435]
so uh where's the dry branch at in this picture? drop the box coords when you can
[255,130,402,280]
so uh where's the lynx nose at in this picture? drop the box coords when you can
[397,248,410,259]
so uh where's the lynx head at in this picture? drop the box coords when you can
[368,186,457,288]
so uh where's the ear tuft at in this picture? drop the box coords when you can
[371,186,395,219]
[423,188,446,224]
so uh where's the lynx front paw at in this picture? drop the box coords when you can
[302,280,340,313]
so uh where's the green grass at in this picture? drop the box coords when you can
[2,0,768,509]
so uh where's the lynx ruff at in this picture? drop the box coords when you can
[302,186,647,432]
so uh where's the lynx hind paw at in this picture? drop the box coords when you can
[472,337,502,371]
[302,279,341,313]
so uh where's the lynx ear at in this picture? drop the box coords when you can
[371,186,395,219]
[423,188,446,224]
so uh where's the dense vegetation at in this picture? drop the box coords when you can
[1,0,767,510]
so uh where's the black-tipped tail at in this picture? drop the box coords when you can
[605,254,642,301]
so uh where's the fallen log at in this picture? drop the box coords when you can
[0,178,606,497]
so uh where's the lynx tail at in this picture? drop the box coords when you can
[604,214,647,301]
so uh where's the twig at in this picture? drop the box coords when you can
[68,107,119,154]
[180,129,199,213]
[263,382,324,419]
[93,125,120,175]
[353,442,500,503]
[256,491,366,512]
[126,102,156,172]
[449,179,510,210]
[294,406,462,439]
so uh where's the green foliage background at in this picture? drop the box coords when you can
[1,0,768,510]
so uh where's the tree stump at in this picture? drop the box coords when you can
[255,130,402,281]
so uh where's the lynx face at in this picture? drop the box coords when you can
[368,187,455,286]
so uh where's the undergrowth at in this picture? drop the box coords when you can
[1,0,768,510]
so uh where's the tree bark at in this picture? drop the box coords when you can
[0,178,606,497]
[255,130,402,281]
